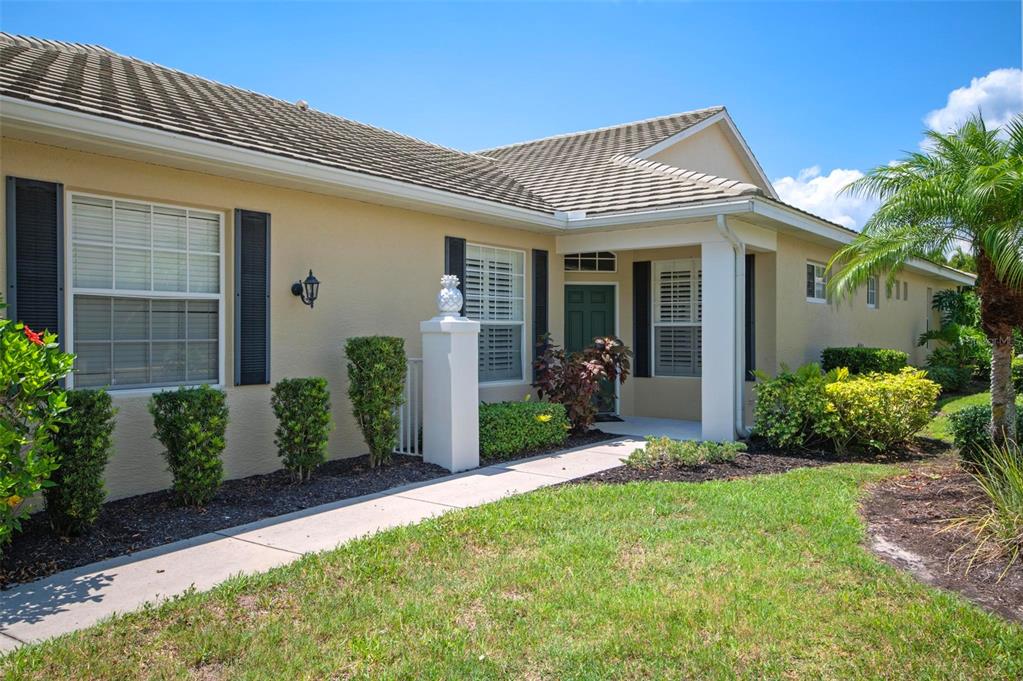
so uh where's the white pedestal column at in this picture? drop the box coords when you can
[420,314,481,472]
[701,240,737,441]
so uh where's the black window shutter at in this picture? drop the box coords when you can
[531,249,549,380]
[745,253,756,380]
[444,236,466,316]
[5,177,64,346]
[633,261,651,377]
[234,209,271,385]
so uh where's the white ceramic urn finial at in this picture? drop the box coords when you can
[437,274,463,315]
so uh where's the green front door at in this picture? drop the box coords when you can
[565,284,616,414]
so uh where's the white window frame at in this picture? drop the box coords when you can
[465,242,527,385]
[564,251,617,273]
[866,276,878,309]
[806,261,827,303]
[652,258,702,378]
[64,191,226,394]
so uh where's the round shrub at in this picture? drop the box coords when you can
[479,400,569,458]
[825,368,940,452]
[751,364,841,449]
[1,316,75,555]
[344,336,406,468]
[271,377,334,481]
[45,389,116,536]
[148,385,228,506]
[821,347,908,374]
[925,365,973,393]
[949,401,1023,466]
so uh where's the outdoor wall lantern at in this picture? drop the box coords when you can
[291,269,320,308]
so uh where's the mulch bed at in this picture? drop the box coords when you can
[2,454,449,588]
[479,428,619,466]
[861,457,1023,623]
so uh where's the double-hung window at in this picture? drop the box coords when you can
[806,261,827,302]
[653,259,701,377]
[465,244,525,382]
[69,193,223,390]
[866,276,878,308]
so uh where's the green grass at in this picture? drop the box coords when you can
[921,390,991,442]
[4,466,1021,679]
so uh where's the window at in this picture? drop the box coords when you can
[465,244,525,382]
[895,279,901,300]
[866,276,878,308]
[653,259,701,377]
[806,262,827,302]
[564,251,616,272]
[903,281,908,301]
[69,194,223,390]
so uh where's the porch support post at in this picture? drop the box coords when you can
[701,240,738,441]
[420,311,480,473]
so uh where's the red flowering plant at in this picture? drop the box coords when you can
[533,334,632,433]
[1,305,75,557]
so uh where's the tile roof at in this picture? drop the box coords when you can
[0,33,763,217]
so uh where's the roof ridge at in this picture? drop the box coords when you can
[0,32,114,56]
[475,107,725,154]
[608,153,763,197]
[0,32,498,164]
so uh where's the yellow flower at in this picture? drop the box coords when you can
[535,414,552,423]
[6,495,23,508]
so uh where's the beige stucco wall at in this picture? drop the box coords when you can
[1,137,563,500]
[648,122,763,190]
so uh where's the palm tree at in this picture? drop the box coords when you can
[828,115,1023,446]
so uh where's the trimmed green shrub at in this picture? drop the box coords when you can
[751,364,843,449]
[1013,356,1023,393]
[271,378,334,481]
[479,400,569,458]
[148,386,228,506]
[345,336,406,468]
[925,365,973,393]
[45,390,116,536]
[1,314,75,554]
[949,400,1023,466]
[824,368,940,453]
[821,347,908,374]
[625,437,745,469]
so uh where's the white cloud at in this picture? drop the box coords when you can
[923,68,1023,135]
[773,166,878,230]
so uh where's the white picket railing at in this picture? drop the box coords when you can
[395,358,423,456]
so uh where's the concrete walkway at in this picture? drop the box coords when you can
[0,437,643,652]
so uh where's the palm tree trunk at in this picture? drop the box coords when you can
[976,250,1022,446]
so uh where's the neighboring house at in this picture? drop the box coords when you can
[0,34,973,499]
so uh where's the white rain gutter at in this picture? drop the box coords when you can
[715,214,751,438]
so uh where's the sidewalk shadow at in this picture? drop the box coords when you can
[0,571,115,627]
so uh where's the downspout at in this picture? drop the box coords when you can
[715,214,751,438]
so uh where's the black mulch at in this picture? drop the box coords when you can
[2,454,449,588]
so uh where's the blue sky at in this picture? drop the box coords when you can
[3,1,1021,227]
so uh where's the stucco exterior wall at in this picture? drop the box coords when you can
[648,122,762,189]
[1,137,562,499]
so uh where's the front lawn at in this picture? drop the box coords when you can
[921,390,990,443]
[4,465,1021,679]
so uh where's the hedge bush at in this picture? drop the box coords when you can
[45,390,116,536]
[821,347,908,374]
[949,400,1023,466]
[271,378,334,481]
[751,364,842,449]
[1013,356,1023,393]
[825,368,940,453]
[479,400,569,458]
[1,315,75,554]
[148,385,228,506]
[345,336,406,467]
[625,437,744,469]
[925,365,973,393]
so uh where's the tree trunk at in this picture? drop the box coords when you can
[975,250,1023,447]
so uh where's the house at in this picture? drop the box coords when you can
[0,34,973,500]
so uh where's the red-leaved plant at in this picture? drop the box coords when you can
[533,334,632,433]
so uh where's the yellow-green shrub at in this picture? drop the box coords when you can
[824,368,939,452]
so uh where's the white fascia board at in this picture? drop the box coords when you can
[634,110,779,200]
[751,197,976,285]
[0,96,566,232]
[561,199,755,232]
